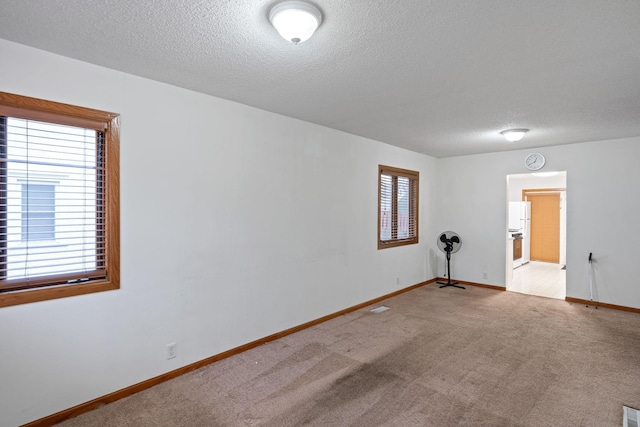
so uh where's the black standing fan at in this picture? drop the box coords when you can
[436,231,465,289]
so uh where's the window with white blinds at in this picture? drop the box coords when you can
[378,165,419,249]
[0,92,119,307]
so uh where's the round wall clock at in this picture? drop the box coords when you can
[525,153,545,171]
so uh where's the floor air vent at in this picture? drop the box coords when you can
[624,405,639,427]
[370,306,390,314]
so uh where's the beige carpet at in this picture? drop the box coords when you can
[59,284,640,426]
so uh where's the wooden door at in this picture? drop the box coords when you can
[528,193,560,263]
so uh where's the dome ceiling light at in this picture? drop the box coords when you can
[269,1,322,45]
[500,129,529,142]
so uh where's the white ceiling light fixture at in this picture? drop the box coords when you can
[500,129,529,142]
[269,1,322,45]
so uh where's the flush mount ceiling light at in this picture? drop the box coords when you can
[269,1,322,45]
[500,128,529,142]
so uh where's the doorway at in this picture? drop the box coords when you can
[506,173,567,300]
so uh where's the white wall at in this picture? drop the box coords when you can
[0,39,438,426]
[436,140,640,309]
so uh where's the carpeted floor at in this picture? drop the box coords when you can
[59,284,640,426]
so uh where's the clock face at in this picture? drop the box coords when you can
[525,153,545,171]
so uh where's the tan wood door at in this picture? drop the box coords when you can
[528,193,560,263]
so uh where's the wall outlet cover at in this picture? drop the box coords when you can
[167,343,177,359]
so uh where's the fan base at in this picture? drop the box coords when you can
[437,281,466,289]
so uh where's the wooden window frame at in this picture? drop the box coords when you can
[378,165,419,249]
[0,92,120,308]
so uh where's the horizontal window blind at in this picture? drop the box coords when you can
[379,165,418,249]
[0,116,106,291]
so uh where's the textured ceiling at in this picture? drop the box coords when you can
[0,0,639,157]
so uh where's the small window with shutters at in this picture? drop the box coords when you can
[378,165,419,249]
[0,92,120,308]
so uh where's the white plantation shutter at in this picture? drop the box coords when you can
[378,165,419,248]
[380,173,393,241]
[0,116,107,291]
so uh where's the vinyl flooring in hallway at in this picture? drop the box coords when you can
[509,261,566,300]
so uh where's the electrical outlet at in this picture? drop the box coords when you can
[167,342,177,360]
[483,272,488,280]
[396,277,400,285]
